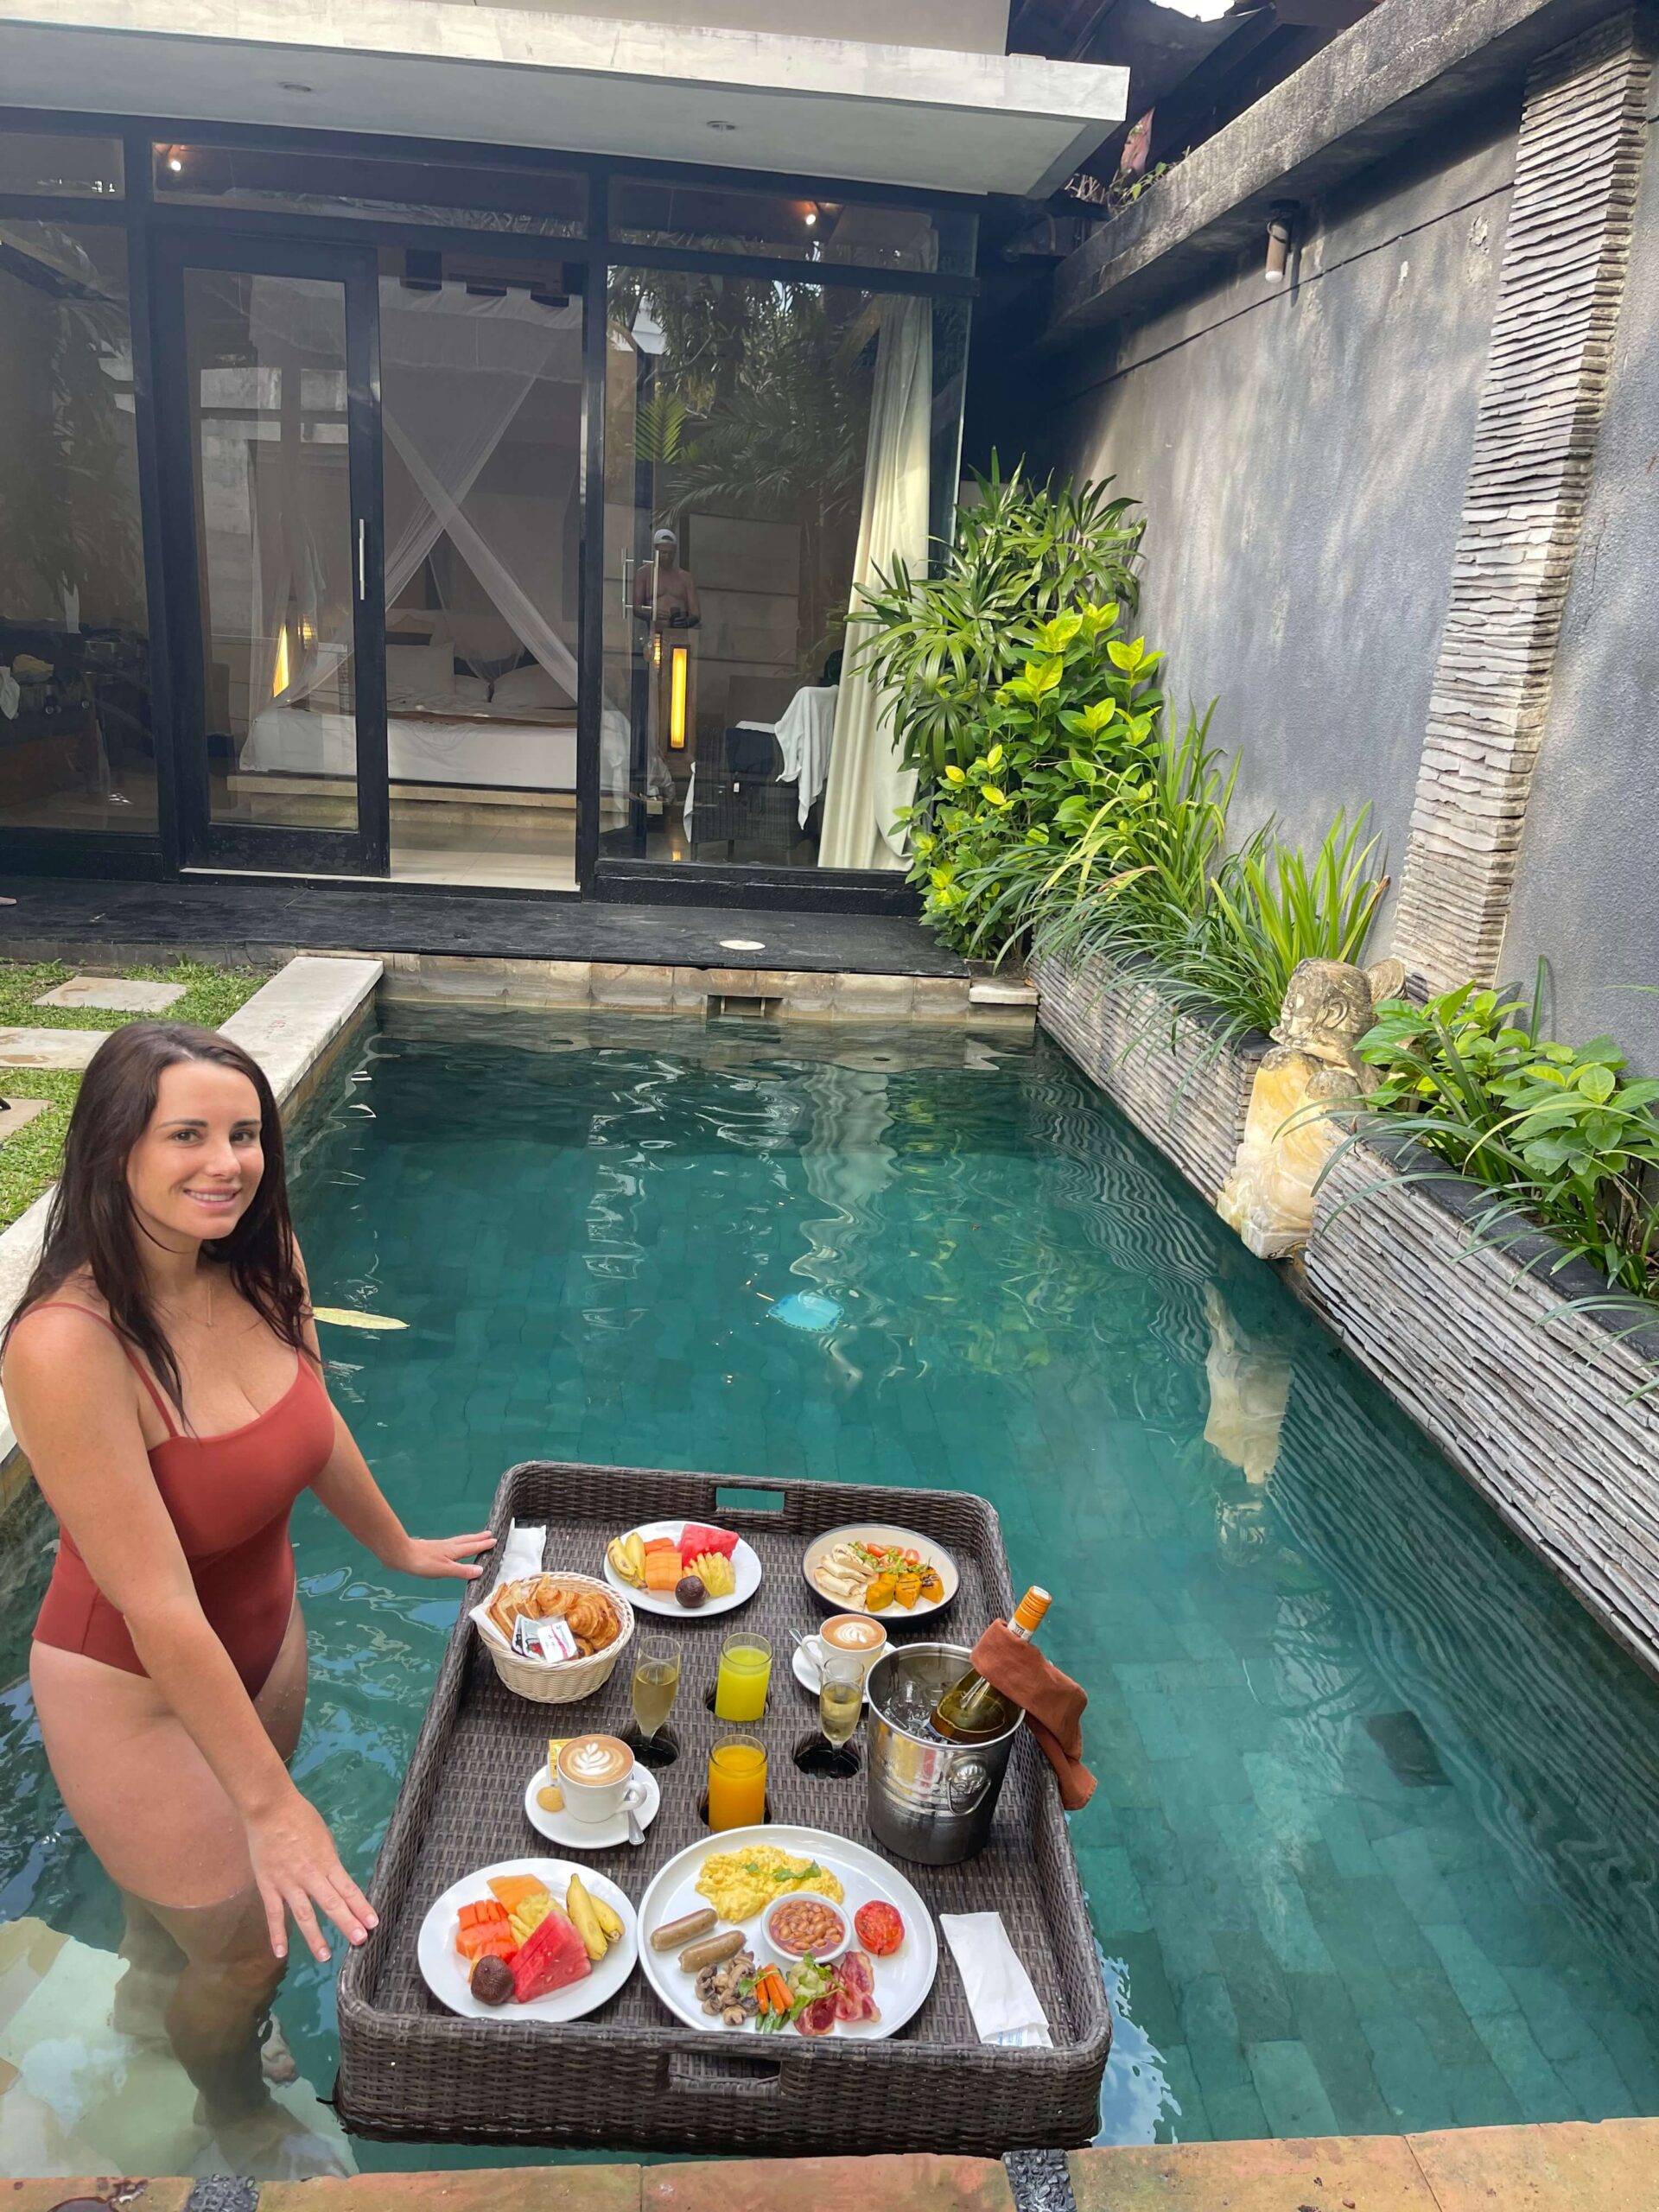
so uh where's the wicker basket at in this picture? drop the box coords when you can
[479,1571,634,1705]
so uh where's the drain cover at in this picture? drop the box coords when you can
[719,938,766,951]
[770,1292,842,1332]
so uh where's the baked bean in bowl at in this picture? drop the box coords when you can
[765,1892,849,1961]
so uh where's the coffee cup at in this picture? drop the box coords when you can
[556,1733,644,1826]
[804,1613,888,1685]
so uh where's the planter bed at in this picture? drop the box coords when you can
[1031,947,1269,1204]
[1306,1130,1659,1684]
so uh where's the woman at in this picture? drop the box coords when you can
[2,1021,492,2168]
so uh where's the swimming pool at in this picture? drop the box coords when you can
[5,1000,1659,2172]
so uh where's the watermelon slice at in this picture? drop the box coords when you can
[509,1906,592,2003]
[678,1523,739,1567]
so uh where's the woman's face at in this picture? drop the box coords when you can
[127,1060,265,1246]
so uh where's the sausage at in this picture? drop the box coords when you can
[679,1929,746,1973]
[650,1909,718,1954]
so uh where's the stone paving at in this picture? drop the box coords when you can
[32,974,188,1013]
[0,1027,105,1069]
[9,2126,1656,2212]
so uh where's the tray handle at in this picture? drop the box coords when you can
[665,2045,785,2097]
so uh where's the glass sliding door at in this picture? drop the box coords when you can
[155,233,386,872]
[600,264,965,877]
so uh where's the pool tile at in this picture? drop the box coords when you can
[1470,2010,1580,2121]
[1076,1846,1153,1936]
[1244,2039,1342,2137]
[1422,1923,1518,2019]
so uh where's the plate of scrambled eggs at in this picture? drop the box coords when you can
[696,1845,846,1923]
[638,1823,938,2041]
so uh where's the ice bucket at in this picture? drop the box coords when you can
[865,1643,1020,1866]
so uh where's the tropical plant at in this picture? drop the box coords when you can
[895,605,1165,949]
[1354,976,1659,1303]
[1202,810,1387,1035]
[853,461,1147,779]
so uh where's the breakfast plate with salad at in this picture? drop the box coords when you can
[417,1856,639,2022]
[803,1523,958,1619]
[637,1824,937,2040]
[604,1520,762,1617]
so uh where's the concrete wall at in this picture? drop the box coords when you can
[1500,92,1659,1058]
[1039,102,1517,956]
[489,0,1013,55]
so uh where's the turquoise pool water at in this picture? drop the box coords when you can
[6,1000,1659,2171]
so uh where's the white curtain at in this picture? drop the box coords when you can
[817,290,934,872]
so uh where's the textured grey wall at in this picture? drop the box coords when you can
[1502,108,1659,1069]
[1039,105,1517,954]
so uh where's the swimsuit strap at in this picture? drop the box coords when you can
[23,1301,182,1439]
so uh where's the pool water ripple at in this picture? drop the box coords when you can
[3,1004,1659,2173]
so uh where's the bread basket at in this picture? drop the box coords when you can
[478,1571,635,1705]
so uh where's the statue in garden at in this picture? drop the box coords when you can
[1217,955,1405,1259]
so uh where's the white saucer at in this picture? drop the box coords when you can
[791,1641,872,1705]
[523,1758,661,1849]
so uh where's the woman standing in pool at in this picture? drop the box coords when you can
[2,1021,492,2169]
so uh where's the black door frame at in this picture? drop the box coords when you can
[150,227,389,874]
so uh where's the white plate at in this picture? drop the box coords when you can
[604,1522,763,1618]
[637,1823,937,2041]
[802,1523,959,1621]
[417,1856,638,2022]
[791,1641,871,1706]
[523,1759,662,1850]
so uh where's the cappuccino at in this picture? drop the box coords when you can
[558,1734,633,1787]
[822,1615,886,1654]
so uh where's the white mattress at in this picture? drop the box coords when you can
[243,705,577,792]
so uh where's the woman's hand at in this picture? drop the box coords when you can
[382,1529,496,1580]
[245,1789,378,1963]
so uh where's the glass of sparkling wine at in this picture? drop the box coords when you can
[631,1637,682,1740]
[818,1652,864,1750]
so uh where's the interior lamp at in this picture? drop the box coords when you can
[669,645,689,750]
[271,626,290,698]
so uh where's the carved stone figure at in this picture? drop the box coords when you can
[1217,956,1405,1260]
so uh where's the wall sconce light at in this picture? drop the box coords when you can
[1265,201,1298,284]
[668,645,689,750]
[162,144,187,175]
[804,205,818,229]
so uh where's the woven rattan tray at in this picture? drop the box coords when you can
[336,1462,1111,2156]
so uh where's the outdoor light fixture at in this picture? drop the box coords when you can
[804,207,818,228]
[669,645,689,749]
[162,144,186,174]
[1265,202,1298,283]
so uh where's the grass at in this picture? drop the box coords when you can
[0,958,267,1230]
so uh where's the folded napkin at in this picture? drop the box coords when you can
[970,1621,1096,1811]
[467,1522,546,1652]
[940,1912,1052,2048]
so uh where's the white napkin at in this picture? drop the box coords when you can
[940,1912,1053,2049]
[467,1522,547,1653]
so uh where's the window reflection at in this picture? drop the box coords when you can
[0,221,155,830]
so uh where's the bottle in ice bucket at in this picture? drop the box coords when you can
[928,1586,1051,1744]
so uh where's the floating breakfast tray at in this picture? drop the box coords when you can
[335,1462,1111,2157]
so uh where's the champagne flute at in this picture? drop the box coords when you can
[632,1636,682,1741]
[818,1651,863,1750]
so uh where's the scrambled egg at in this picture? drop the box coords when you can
[696,1846,846,1923]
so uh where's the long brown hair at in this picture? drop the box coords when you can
[5,1022,309,1420]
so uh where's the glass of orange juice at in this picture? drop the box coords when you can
[707,1735,767,1831]
[714,1631,772,1723]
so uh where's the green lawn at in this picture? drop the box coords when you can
[0,959,266,1230]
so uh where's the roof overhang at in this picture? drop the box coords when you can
[0,0,1129,198]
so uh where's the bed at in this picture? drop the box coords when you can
[242,702,578,793]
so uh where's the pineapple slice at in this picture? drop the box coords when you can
[693,1550,736,1599]
[509,1892,555,1947]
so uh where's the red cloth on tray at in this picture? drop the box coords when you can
[969,1621,1096,1812]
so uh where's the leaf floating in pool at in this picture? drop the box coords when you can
[313,1306,410,1332]
[769,1293,842,1332]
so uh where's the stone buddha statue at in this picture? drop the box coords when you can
[1217,955,1405,1260]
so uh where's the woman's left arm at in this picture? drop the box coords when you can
[298,1255,494,1583]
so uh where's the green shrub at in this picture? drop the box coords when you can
[1357,976,1659,1300]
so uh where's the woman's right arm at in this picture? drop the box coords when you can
[5,1311,375,1963]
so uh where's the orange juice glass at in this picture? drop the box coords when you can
[707,1735,767,1831]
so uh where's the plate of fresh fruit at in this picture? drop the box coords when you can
[417,1857,638,2021]
[604,1521,761,1617]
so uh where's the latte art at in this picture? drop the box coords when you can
[559,1734,632,1785]
[823,1615,884,1652]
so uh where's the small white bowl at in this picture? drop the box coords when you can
[763,1891,851,1965]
